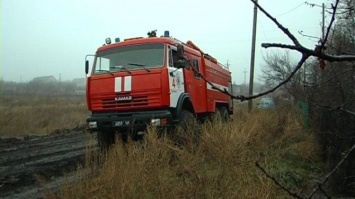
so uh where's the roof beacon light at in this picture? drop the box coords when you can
[105,37,111,45]
[115,37,120,43]
[164,30,170,37]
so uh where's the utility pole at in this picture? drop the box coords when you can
[248,0,258,111]
[320,3,325,84]
[322,3,325,41]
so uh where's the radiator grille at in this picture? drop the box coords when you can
[102,95,148,108]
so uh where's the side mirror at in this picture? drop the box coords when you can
[177,44,184,59]
[85,60,89,75]
[175,59,187,69]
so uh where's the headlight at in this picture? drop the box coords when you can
[151,118,168,126]
[151,118,161,126]
[88,121,97,128]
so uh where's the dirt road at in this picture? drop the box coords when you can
[0,130,96,199]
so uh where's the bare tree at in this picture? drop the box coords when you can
[260,51,310,101]
[251,0,355,197]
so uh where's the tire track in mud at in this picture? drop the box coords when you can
[0,130,97,198]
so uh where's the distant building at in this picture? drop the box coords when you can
[72,78,86,95]
[29,75,58,94]
[72,78,86,88]
[1,81,18,94]
[32,75,57,83]
[231,83,241,96]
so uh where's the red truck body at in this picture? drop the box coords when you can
[86,32,233,139]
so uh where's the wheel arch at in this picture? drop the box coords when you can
[215,101,229,112]
[175,93,195,118]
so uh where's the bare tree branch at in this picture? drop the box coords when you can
[189,64,246,101]
[187,0,355,103]
[261,43,355,62]
[186,54,308,101]
[307,143,355,198]
[320,0,340,49]
[181,0,355,106]
[257,0,355,63]
[255,162,303,199]
[246,0,355,198]
[318,186,331,199]
[341,108,355,116]
[314,100,355,117]
[250,0,301,46]
[250,55,309,99]
[256,142,355,199]
[304,68,354,87]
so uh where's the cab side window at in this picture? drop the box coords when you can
[169,49,178,68]
[192,59,200,78]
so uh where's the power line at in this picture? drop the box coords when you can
[305,1,332,9]
[276,2,305,17]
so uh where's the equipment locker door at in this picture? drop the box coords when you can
[183,57,206,113]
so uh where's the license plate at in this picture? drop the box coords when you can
[114,121,130,126]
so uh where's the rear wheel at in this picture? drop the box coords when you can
[212,106,229,122]
[218,106,229,122]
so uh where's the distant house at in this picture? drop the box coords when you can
[1,81,18,94]
[231,83,241,96]
[72,78,86,95]
[30,75,58,94]
[72,78,86,88]
[32,75,57,83]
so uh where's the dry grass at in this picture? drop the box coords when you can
[0,94,88,137]
[47,106,322,199]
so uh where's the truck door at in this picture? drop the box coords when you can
[183,57,206,113]
[168,46,185,108]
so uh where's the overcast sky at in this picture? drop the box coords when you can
[1,0,330,84]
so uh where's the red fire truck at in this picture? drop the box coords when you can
[85,30,233,146]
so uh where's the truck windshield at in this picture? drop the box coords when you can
[93,43,164,74]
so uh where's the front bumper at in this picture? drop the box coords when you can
[86,109,173,132]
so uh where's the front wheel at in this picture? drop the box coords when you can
[97,130,115,151]
[174,110,200,148]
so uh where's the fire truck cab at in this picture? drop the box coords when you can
[85,31,233,145]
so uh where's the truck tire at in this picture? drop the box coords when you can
[97,130,115,151]
[174,110,200,147]
[212,106,229,122]
[218,106,229,122]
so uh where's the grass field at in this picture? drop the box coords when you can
[1,94,322,197]
[0,94,89,137]
[46,106,323,199]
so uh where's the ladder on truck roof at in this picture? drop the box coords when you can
[186,40,229,71]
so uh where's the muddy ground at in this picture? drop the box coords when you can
[0,130,96,199]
